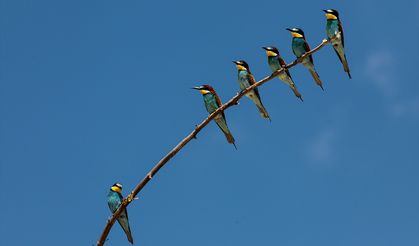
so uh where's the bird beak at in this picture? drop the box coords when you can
[262,47,269,50]
[192,86,201,90]
[232,61,239,64]
[322,9,327,13]
[286,28,293,32]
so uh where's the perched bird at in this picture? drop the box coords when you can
[286,27,324,90]
[262,46,303,101]
[323,9,351,79]
[233,60,271,120]
[107,183,134,244]
[192,85,237,148]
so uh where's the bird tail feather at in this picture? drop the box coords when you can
[223,131,236,146]
[290,85,303,101]
[282,76,304,101]
[342,54,351,79]
[256,104,271,121]
[247,92,271,121]
[126,232,134,244]
[333,46,351,79]
[117,216,134,244]
[215,118,237,148]
[309,68,324,91]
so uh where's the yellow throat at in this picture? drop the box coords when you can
[266,50,278,57]
[236,64,247,71]
[291,32,303,38]
[111,186,122,193]
[325,13,337,20]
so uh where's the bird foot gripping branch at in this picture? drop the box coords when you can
[126,194,135,203]
[296,57,304,64]
[107,216,113,222]
[230,91,241,105]
[125,194,139,203]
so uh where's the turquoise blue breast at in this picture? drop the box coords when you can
[203,93,218,114]
[268,56,281,72]
[326,20,339,39]
[292,38,307,57]
[107,191,122,212]
[238,70,250,90]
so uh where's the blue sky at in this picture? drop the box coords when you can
[1,0,418,245]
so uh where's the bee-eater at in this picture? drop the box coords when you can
[233,60,271,120]
[323,9,351,79]
[286,27,324,90]
[262,46,303,101]
[192,85,237,148]
[108,183,134,244]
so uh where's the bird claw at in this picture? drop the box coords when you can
[234,92,242,105]
[127,194,134,202]
[127,194,139,202]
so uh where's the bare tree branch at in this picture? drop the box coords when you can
[96,38,330,246]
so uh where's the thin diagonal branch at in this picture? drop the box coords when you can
[96,38,331,246]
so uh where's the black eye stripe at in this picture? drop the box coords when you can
[326,9,339,16]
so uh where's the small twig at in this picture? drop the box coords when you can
[95,37,332,246]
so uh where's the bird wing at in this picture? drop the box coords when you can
[338,21,345,47]
[118,192,123,201]
[114,193,123,211]
[279,57,292,78]
[279,56,287,67]
[119,208,130,222]
[118,209,134,244]
[115,192,134,243]
[303,39,314,64]
[213,92,226,119]
[247,73,262,100]
[107,191,123,213]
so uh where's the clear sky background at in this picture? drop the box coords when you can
[1,1,418,245]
